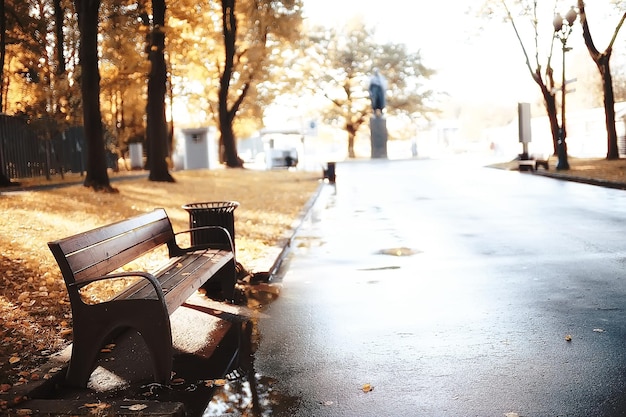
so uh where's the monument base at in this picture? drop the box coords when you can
[370,117,388,159]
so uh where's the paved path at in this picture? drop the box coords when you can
[206,158,626,417]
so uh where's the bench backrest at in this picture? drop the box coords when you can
[48,209,175,286]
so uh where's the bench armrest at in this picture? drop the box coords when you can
[169,225,235,256]
[68,271,167,303]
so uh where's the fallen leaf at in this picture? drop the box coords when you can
[361,383,373,393]
[0,383,11,392]
[171,377,185,385]
[9,356,20,364]
[83,402,110,411]
[565,334,572,342]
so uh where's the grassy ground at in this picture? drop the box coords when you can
[491,156,626,185]
[0,168,321,392]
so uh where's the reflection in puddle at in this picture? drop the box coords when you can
[377,247,421,256]
[203,280,299,416]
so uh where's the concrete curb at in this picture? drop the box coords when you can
[266,180,327,277]
[532,169,626,190]
[490,163,626,190]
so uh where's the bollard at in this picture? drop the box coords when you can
[323,162,336,184]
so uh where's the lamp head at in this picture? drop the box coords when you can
[553,13,564,32]
[565,6,578,26]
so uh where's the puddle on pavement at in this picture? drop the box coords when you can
[202,277,301,416]
[201,247,420,415]
[377,247,421,256]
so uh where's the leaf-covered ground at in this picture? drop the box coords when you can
[0,168,320,391]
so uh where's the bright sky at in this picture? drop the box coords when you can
[302,0,542,105]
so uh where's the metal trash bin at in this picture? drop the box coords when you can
[182,201,239,251]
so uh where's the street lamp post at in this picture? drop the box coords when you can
[553,6,578,171]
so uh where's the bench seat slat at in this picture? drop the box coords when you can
[113,249,233,315]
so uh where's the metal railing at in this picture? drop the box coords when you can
[0,115,87,181]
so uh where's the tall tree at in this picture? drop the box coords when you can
[217,0,303,168]
[75,0,115,191]
[303,20,436,158]
[496,0,561,157]
[577,1,626,160]
[0,0,7,186]
[218,0,241,167]
[146,0,174,181]
[99,2,148,159]
[0,0,5,112]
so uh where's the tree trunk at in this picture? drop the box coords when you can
[147,0,174,182]
[54,0,65,75]
[0,172,12,187]
[75,0,115,192]
[0,0,5,112]
[578,1,623,160]
[0,0,7,185]
[218,0,243,168]
[599,55,619,159]
[538,83,560,156]
[347,123,356,158]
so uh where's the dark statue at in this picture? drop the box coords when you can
[368,69,387,116]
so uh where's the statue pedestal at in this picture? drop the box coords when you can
[370,117,388,159]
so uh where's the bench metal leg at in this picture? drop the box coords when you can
[66,318,111,387]
[200,257,238,302]
[221,258,237,302]
[66,300,173,387]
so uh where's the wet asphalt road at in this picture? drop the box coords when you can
[244,158,626,416]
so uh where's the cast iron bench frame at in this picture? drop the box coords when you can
[47,208,236,388]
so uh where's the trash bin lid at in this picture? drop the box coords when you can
[182,201,240,213]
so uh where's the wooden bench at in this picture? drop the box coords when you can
[47,208,237,388]
[518,154,550,171]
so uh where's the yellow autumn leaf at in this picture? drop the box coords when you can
[361,383,373,393]
[9,356,20,364]
[84,402,110,410]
